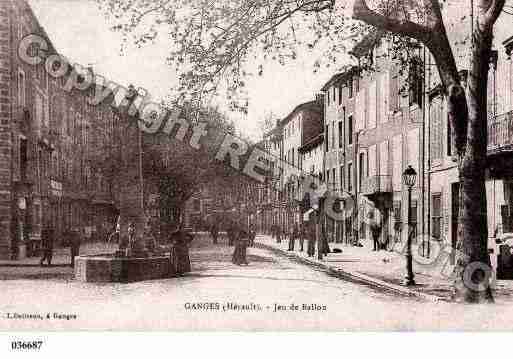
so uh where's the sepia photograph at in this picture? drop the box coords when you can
[1,0,513,341]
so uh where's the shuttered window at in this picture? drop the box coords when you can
[430,96,443,160]
[380,140,389,176]
[432,194,442,240]
[389,67,399,112]
[368,80,377,129]
[392,135,402,191]
[379,72,389,124]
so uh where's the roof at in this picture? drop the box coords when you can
[504,36,513,54]
[320,66,359,91]
[281,100,322,127]
[23,0,58,54]
[298,134,323,154]
[349,30,384,58]
[263,120,282,139]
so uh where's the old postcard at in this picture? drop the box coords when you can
[1,0,513,336]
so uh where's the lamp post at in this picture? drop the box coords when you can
[403,165,417,286]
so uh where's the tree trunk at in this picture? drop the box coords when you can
[452,26,495,303]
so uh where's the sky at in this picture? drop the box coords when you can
[28,0,345,141]
[27,1,512,140]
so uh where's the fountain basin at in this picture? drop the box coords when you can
[74,253,174,283]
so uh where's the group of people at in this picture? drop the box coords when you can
[270,216,331,260]
[208,221,255,266]
[39,226,82,267]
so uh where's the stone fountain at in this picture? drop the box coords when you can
[74,220,174,283]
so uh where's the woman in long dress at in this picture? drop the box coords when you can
[170,230,193,275]
[232,228,249,265]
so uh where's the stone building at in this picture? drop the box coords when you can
[322,34,426,248]
[427,35,513,264]
[280,99,323,234]
[0,0,134,259]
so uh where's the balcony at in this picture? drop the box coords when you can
[488,111,513,155]
[361,175,392,198]
[488,111,513,178]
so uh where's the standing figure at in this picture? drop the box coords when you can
[144,221,159,253]
[288,223,299,251]
[40,226,54,266]
[299,223,305,252]
[369,210,382,251]
[227,222,237,246]
[276,225,282,244]
[210,222,219,244]
[306,219,316,258]
[232,227,249,265]
[108,220,121,244]
[127,222,137,248]
[371,221,382,251]
[70,228,82,268]
[170,230,193,275]
[248,222,256,247]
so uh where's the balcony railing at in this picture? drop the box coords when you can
[361,175,392,196]
[488,111,513,154]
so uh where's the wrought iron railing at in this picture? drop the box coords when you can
[360,175,393,196]
[488,111,513,153]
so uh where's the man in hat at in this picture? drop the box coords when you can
[40,225,54,266]
[288,222,299,251]
[70,228,82,268]
[369,210,382,251]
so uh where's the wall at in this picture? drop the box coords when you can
[0,0,13,259]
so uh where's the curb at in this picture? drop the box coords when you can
[255,240,442,302]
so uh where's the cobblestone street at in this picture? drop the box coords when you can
[1,233,512,331]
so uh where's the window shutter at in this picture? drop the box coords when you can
[380,72,389,123]
[380,140,389,176]
[368,80,377,129]
[407,128,420,174]
[368,145,377,177]
[389,66,399,112]
[355,90,365,131]
[392,135,402,191]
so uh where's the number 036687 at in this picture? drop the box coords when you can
[11,341,43,350]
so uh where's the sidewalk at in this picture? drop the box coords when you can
[256,234,513,301]
[0,242,118,267]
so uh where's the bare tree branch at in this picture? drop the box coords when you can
[352,0,431,42]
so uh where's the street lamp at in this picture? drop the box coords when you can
[403,165,417,286]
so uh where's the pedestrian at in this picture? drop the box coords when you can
[144,220,159,253]
[210,222,219,244]
[288,223,299,251]
[40,226,54,266]
[276,225,282,244]
[70,228,82,268]
[299,223,305,252]
[170,229,193,275]
[371,221,381,251]
[232,227,249,265]
[306,218,316,258]
[248,222,256,247]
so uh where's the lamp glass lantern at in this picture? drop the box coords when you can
[402,165,417,189]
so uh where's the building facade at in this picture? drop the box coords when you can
[0,0,134,259]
